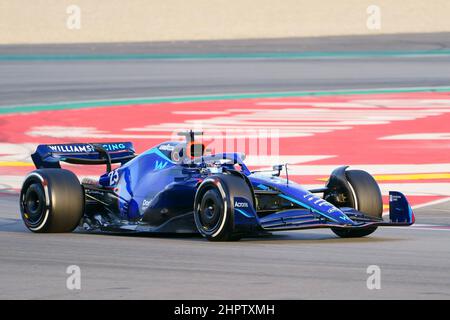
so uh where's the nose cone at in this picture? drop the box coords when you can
[281,192,356,225]
[299,193,356,225]
[315,204,356,225]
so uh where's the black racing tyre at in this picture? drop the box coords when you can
[194,174,254,241]
[20,169,84,233]
[197,188,229,239]
[331,169,383,238]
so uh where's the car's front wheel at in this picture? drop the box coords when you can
[329,169,383,238]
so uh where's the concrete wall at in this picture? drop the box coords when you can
[1,0,450,44]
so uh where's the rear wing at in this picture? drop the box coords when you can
[31,142,135,172]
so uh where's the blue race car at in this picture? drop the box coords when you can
[20,131,415,241]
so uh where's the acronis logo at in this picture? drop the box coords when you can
[234,201,249,208]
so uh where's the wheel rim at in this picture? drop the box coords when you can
[198,189,224,234]
[22,183,46,226]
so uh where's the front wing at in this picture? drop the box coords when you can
[257,191,414,232]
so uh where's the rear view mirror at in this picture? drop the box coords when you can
[272,164,284,176]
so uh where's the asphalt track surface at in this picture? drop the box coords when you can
[2,32,450,106]
[1,34,450,299]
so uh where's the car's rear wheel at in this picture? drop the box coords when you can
[20,169,84,233]
[330,169,383,238]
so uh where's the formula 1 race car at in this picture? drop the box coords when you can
[20,131,415,241]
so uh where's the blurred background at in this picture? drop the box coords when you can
[2,0,450,43]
